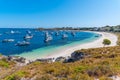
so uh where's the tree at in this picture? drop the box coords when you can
[102,39,111,46]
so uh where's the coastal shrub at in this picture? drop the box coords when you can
[87,65,113,77]
[0,53,2,57]
[1,57,7,62]
[35,74,55,80]
[0,60,9,68]
[99,76,112,80]
[74,66,88,73]
[101,61,109,65]
[32,61,41,65]
[5,71,27,80]
[5,74,21,80]
[71,73,93,80]
[103,39,111,46]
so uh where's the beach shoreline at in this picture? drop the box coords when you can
[43,31,118,59]
[13,31,118,61]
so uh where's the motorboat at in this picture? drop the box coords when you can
[24,34,33,39]
[5,30,20,34]
[15,41,30,46]
[2,39,14,43]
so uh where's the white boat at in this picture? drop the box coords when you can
[15,41,30,46]
[26,30,31,34]
[45,36,53,42]
[44,32,53,42]
[24,34,33,39]
[5,30,20,34]
[62,34,68,39]
[71,32,76,36]
[10,30,15,34]
[2,39,14,43]
[55,32,59,36]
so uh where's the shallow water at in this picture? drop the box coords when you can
[0,28,100,59]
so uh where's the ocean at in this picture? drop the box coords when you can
[0,28,100,59]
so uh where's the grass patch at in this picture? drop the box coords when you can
[0,60,9,68]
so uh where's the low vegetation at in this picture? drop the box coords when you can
[103,39,111,46]
[1,46,120,80]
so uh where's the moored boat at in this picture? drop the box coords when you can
[2,39,15,43]
[55,32,59,36]
[15,41,30,46]
[44,32,53,42]
[24,34,33,39]
[62,34,68,39]
[71,32,76,36]
[26,30,31,34]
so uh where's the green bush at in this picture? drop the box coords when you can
[5,71,27,80]
[99,76,112,80]
[75,66,88,73]
[0,60,9,68]
[103,39,111,46]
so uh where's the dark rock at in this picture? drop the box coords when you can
[65,58,74,63]
[71,52,85,61]
[7,56,26,63]
[55,56,66,62]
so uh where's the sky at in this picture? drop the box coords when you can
[0,0,120,28]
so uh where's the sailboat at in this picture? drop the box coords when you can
[62,34,68,39]
[44,32,53,42]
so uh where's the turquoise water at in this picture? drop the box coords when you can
[0,28,100,60]
[13,32,100,60]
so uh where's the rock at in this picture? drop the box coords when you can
[7,56,26,63]
[71,52,85,61]
[66,58,74,63]
[16,57,26,63]
[55,56,66,62]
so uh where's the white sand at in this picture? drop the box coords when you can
[44,31,118,58]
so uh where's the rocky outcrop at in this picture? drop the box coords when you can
[71,51,85,61]
[55,52,85,63]
[7,56,26,63]
[55,56,66,62]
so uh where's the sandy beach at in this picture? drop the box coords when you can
[44,31,118,58]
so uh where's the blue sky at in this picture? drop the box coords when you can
[0,0,120,28]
